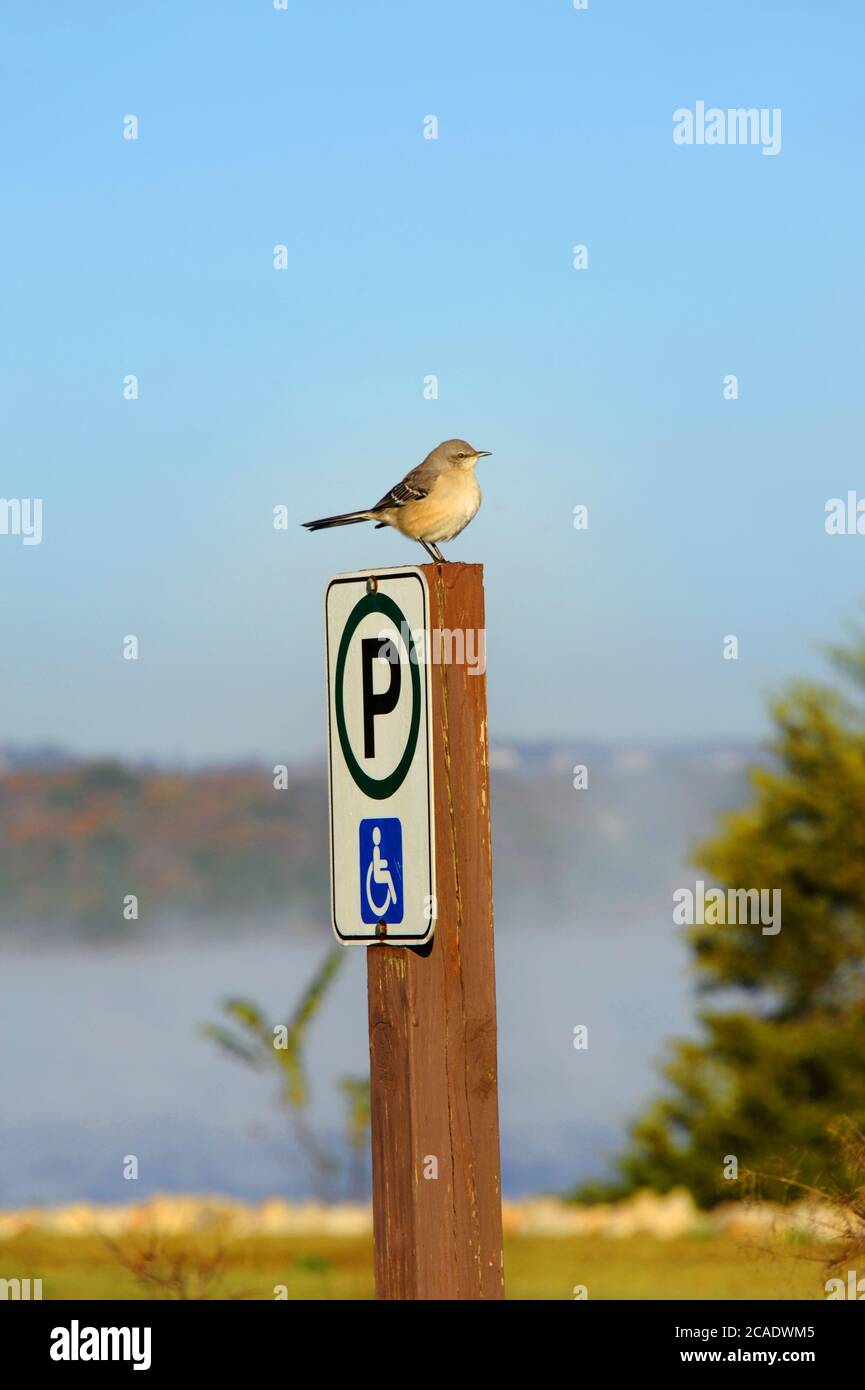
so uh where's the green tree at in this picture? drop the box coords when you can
[596,627,865,1207]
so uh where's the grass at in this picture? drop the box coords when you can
[0,1231,835,1300]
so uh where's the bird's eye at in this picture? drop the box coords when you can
[455,452,465,459]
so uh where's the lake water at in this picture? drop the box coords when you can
[1,915,693,1205]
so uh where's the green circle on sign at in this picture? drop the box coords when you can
[334,592,421,800]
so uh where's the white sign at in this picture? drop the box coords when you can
[325,567,436,945]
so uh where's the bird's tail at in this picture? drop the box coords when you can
[302,510,373,531]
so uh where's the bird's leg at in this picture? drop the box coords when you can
[430,542,447,564]
[419,540,438,562]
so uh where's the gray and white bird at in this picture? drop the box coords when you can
[301,438,491,562]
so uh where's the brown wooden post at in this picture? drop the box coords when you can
[366,561,504,1300]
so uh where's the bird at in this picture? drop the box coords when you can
[301,439,492,563]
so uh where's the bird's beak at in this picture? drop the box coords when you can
[475,450,492,458]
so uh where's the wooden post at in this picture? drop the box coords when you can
[366,562,504,1300]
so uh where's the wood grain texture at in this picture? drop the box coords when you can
[367,562,504,1300]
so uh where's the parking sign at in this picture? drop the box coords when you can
[325,567,436,944]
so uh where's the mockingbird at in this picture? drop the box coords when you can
[301,438,491,562]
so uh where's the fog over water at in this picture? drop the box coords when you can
[2,910,690,1205]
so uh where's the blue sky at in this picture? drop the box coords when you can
[1,0,862,761]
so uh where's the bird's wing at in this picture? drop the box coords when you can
[371,464,431,514]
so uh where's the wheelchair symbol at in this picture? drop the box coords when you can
[366,826,396,916]
[359,818,404,924]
